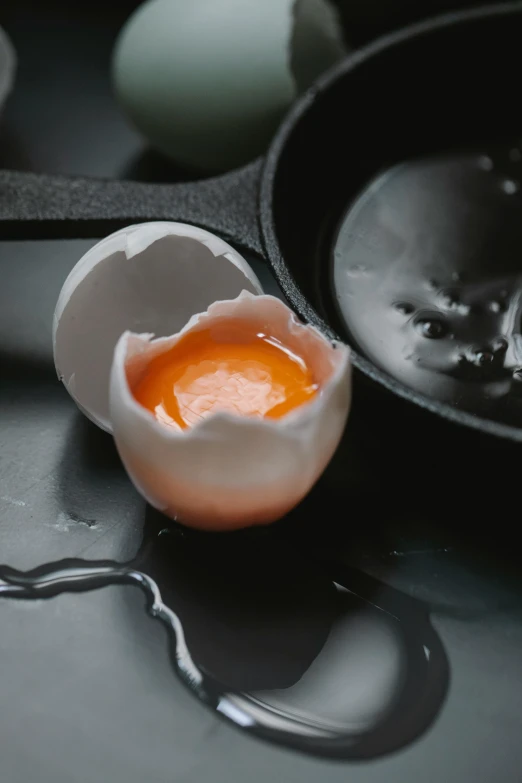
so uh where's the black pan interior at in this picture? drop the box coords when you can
[268,5,522,320]
[263,4,522,439]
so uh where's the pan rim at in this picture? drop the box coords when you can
[259,0,522,444]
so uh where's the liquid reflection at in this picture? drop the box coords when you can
[334,144,522,425]
[0,524,449,759]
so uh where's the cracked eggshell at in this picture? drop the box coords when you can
[110,292,351,531]
[0,26,16,117]
[53,222,262,433]
[112,0,347,173]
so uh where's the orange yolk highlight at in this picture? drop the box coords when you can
[132,324,318,430]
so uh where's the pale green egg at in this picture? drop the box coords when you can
[112,0,346,173]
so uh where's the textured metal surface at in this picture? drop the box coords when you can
[0,162,264,254]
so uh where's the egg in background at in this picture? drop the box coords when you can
[112,0,347,173]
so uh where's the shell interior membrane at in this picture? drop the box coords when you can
[53,222,262,432]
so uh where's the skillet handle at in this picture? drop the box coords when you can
[0,159,264,256]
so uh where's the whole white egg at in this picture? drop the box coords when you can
[112,0,346,173]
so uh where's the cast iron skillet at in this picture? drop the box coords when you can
[1,1,522,453]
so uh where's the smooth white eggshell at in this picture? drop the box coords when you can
[110,292,351,531]
[53,222,262,433]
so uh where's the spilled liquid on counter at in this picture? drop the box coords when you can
[0,526,448,759]
[333,141,522,425]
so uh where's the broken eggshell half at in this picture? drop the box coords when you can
[110,292,352,531]
[53,222,262,432]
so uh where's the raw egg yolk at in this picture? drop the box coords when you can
[132,324,318,429]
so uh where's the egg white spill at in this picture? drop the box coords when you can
[0,26,16,116]
[110,292,351,531]
[53,222,262,433]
